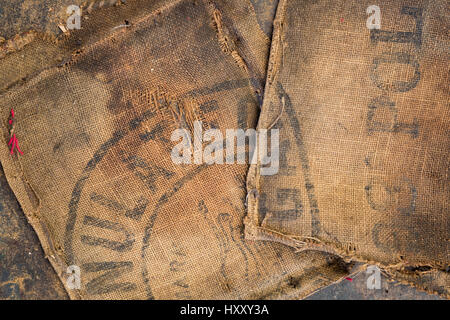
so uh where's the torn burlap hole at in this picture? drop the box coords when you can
[0,0,358,299]
[246,0,449,297]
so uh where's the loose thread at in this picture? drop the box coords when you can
[8,108,23,155]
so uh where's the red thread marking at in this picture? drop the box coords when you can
[8,134,23,155]
[345,277,353,281]
[340,18,344,23]
[8,108,23,155]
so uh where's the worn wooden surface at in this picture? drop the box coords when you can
[307,269,443,300]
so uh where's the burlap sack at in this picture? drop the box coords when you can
[0,0,354,299]
[246,0,449,296]
[0,166,68,299]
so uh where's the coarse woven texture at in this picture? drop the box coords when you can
[246,0,449,297]
[0,0,354,299]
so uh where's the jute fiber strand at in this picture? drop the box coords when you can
[246,0,449,295]
[0,0,353,299]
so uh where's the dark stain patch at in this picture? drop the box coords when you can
[364,156,371,167]
[325,255,354,274]
[53,141,63,153]
[404,266,433,273]
[287,276,301,289]
[337,122,348,132]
